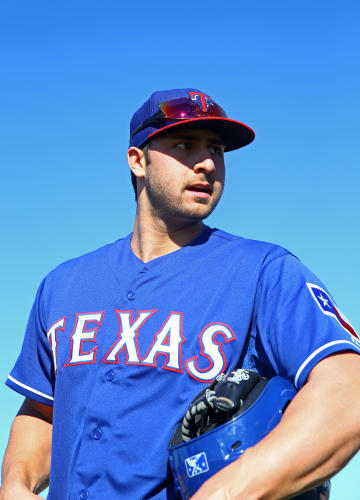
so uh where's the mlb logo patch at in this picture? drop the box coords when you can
[306,283,358,339]
[185,452,209,478]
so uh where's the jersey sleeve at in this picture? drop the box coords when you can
[252,253,360,389]
[5,278,55,405]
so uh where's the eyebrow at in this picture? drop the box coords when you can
[170,134,225,146]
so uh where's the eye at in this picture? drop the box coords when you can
[175,141,192,151]
[209,144,223,156]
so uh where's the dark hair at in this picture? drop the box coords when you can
[131,142,151,201]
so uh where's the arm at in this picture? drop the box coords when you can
[191,351,360,500]
[0,398,53,499]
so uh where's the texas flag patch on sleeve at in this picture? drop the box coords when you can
[306,283,359,339]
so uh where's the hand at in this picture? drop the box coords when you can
[189,460,249,500]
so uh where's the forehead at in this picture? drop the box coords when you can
[151,126,225,145]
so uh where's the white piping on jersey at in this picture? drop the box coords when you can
[7,375,54,401]
[294,340,360,388]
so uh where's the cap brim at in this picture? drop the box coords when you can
[147,117,255,152]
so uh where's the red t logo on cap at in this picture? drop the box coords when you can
[189,91,213,113]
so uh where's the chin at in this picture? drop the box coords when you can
[179,203,218,221]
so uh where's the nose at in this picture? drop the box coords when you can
[193,155,216,175]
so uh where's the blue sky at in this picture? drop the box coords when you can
[1,1,359,497]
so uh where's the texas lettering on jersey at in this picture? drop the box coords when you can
[46,310,237,382]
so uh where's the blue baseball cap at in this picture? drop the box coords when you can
[129,88,255,152]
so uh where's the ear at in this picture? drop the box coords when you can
[127,147,147,180]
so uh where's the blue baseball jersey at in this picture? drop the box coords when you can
[6,227,360,499]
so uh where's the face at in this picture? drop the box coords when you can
[141,128,226,224]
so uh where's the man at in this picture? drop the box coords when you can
[1,88,360,500]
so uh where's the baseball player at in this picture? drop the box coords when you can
[1,88,360,500]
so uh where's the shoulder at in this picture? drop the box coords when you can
[208,227,294,264]
[42,236,130,288]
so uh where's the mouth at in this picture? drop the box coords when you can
[186,183,213,197]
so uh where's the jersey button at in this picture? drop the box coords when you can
[92,427,102,440]
[105,371,114,382]
[79,490,88,499]
[127,291,136,300]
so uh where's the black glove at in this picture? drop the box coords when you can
[182,369,267,441]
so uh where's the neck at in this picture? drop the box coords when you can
[131,206,205,263]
